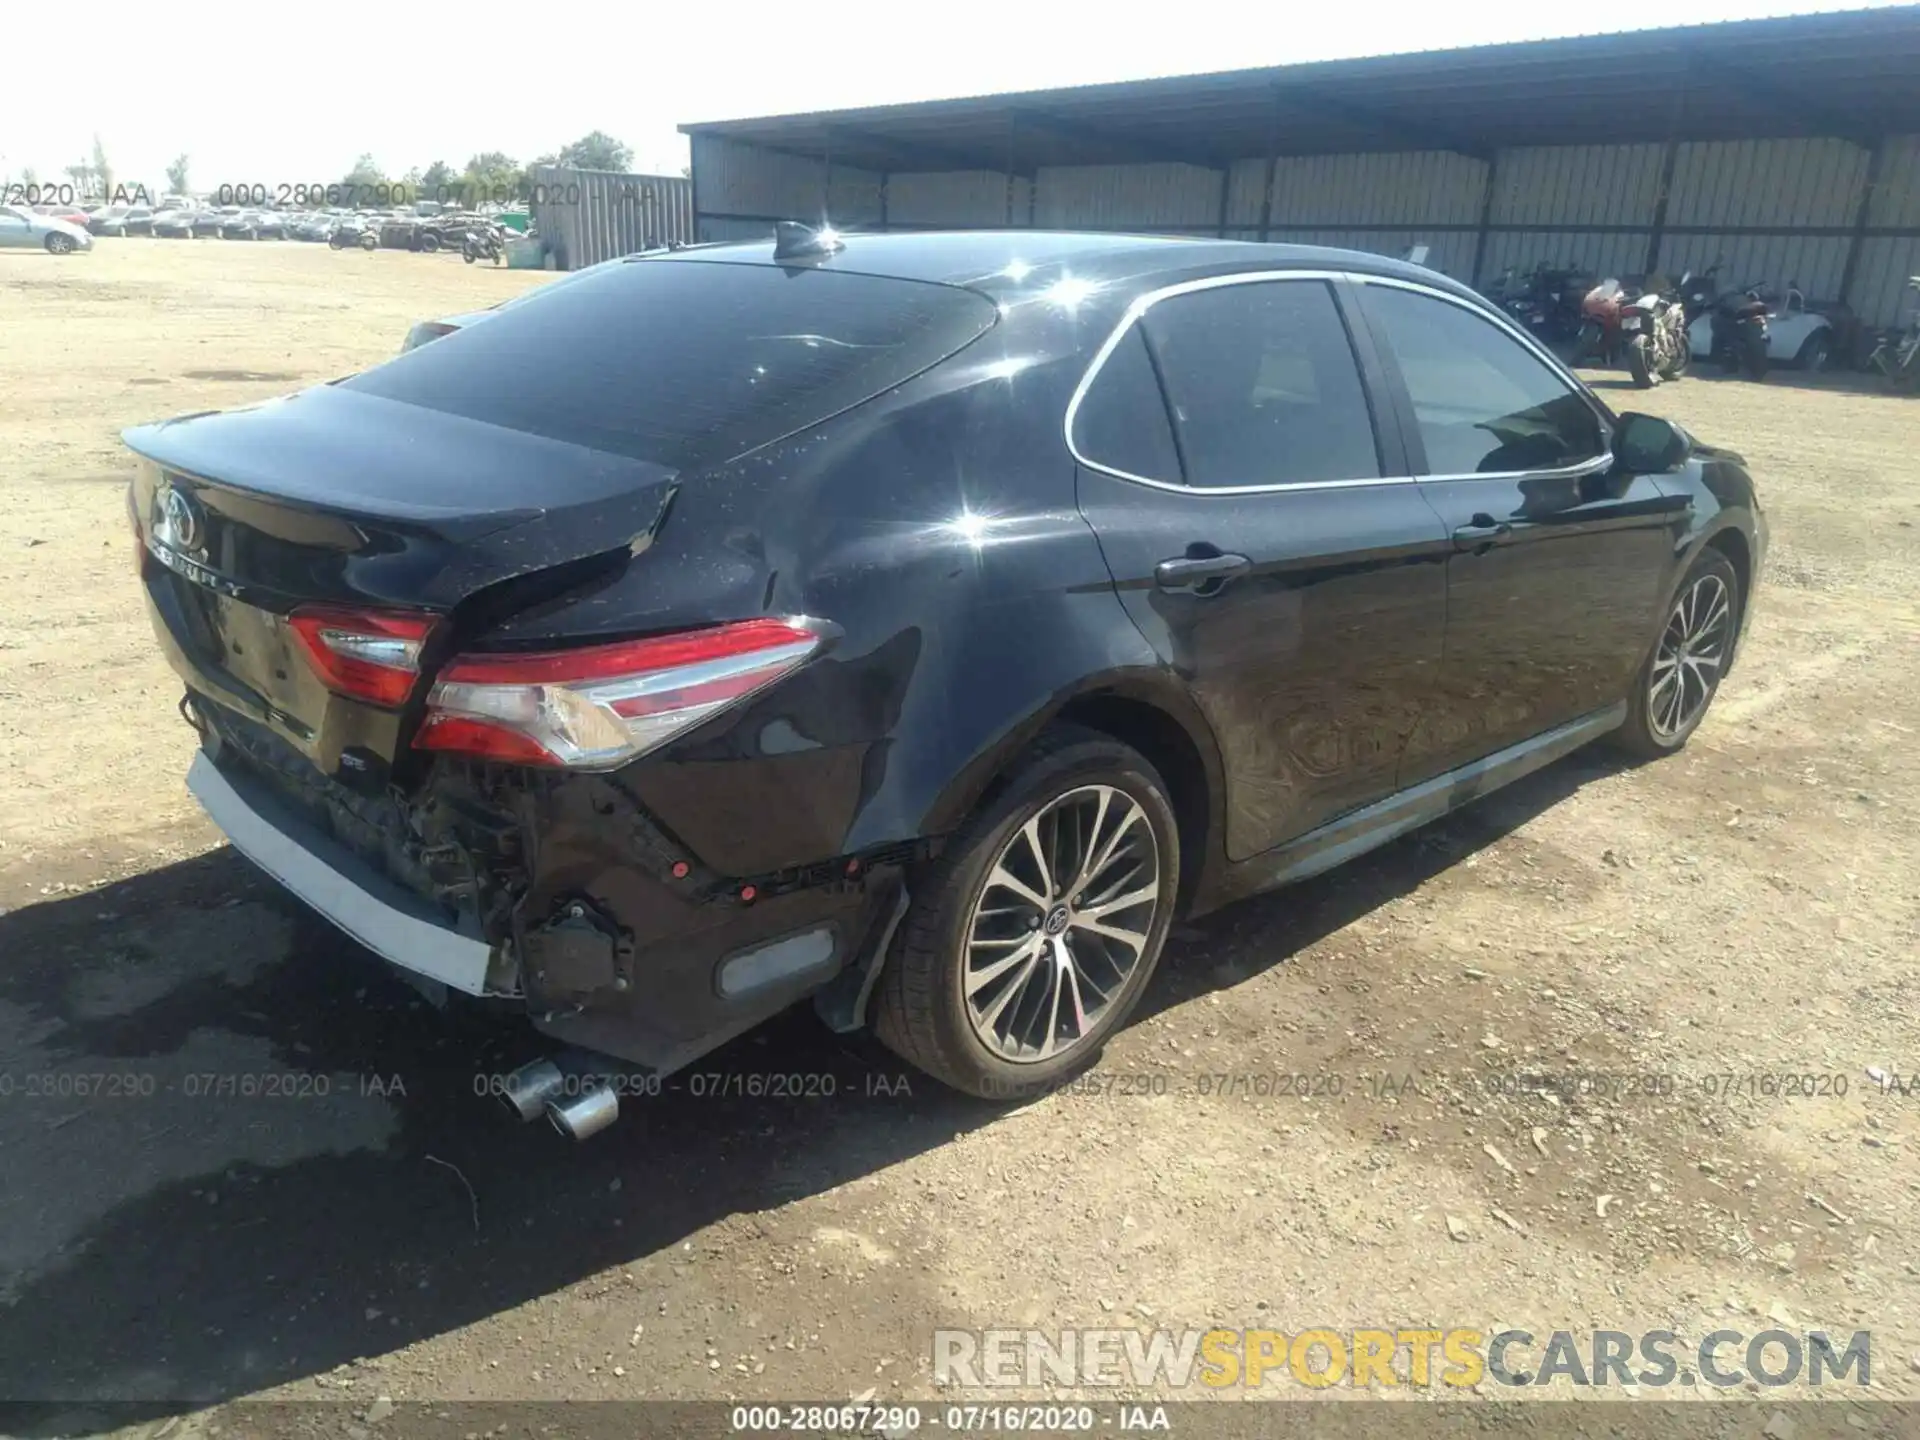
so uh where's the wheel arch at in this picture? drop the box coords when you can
[1701,525,1754,667]
[920,674,1227,916]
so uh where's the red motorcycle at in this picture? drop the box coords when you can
[1579,278,1630,366]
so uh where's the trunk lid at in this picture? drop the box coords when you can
[126,385,676,781]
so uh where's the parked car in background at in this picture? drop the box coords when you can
[33,202,94,230]
[221,209,285,240]
[1687,281,1834,372]
[124,230,1765,1131]
[89,206,155,237]
[377,216,439,251]
[0,203,93,254]
[189,210,225,238]
[151,209,198,238]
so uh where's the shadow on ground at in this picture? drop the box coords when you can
[0,745,1626,1433]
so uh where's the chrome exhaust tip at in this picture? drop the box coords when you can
[546,1084,619,1142]
[500,1058,566,1124]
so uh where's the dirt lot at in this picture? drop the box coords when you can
[1,242,1916,1433]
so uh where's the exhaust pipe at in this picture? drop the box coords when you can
[546,1084,619,1142]
[500,1058,567,1123]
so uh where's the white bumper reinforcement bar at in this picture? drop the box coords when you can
[187,751,495,995]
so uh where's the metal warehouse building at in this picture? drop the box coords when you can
[680,5,1920,325]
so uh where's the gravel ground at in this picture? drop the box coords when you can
[0,242,1915,1434]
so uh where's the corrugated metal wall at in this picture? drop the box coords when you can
[527,165,694,270]
[888,170,1031,227]
[1032,164,1222,231]
[1665,138,1866,227]
[1480,228,1652,284]
[689,136,882,226]
[1269,151,1487,226]
[1851,135,1920,328]
[1493,144,1666,226]
[689,132,1920,324]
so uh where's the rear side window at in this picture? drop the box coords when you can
[1360,283,1604,475]
[344,260,998,471]
[1072,327,1182,483]
[1140,280,1381,488]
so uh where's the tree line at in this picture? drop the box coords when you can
[11,132,682,208]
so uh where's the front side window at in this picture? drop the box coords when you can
[1361,284,1605,476]
[1139,279,1382,489]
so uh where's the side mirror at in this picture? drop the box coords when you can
[1615,412,1693,473]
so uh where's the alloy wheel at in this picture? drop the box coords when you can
[1648,572,1732,741]
[962,784,1162,1063]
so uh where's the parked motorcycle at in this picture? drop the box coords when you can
[1579,277,1634,366]
[1622,276,1690,387]
[1709,280,1772,380]
[1495,263,1592,353]
[1868,275,1920,390]
[328,218,379,252]
[1678,262,1723,328]
[462,223,506,265]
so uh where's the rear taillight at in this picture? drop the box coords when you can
[414,618,821,770]
[289,606,438,707]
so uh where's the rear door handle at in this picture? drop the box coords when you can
[1154,552,1252,593]
[1451,515,1514,552]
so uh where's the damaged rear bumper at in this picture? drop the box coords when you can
[187,751,507,996]
[185,740,908,1077]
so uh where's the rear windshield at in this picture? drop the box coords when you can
[344,259,999,471]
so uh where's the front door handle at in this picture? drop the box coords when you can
[1154,552,1252,594]
[1452,514,1514,552]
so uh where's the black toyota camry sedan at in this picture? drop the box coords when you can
[124,227,1764,1133]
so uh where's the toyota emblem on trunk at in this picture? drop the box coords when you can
[156,483,203,555]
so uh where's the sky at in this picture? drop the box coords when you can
[4,0,1911,196]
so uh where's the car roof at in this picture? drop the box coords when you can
[650,229,1474,306]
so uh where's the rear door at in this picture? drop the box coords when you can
[1352,277,1687,783]
[1073,273,1451,862]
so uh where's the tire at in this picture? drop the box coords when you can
[1626,335,1657,387]
[419,232,440,253]
[1611,549,1741,761]
[1795,332,1831,372]
[873,725,1181,1099]
[1662,328,1691,379]
[360,232,378,251]
[463,248,477,264]
[329,234,344,250]
[44,233,75,255]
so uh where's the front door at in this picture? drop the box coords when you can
[1352,278,1687,783]
[1073,274,1451,861]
